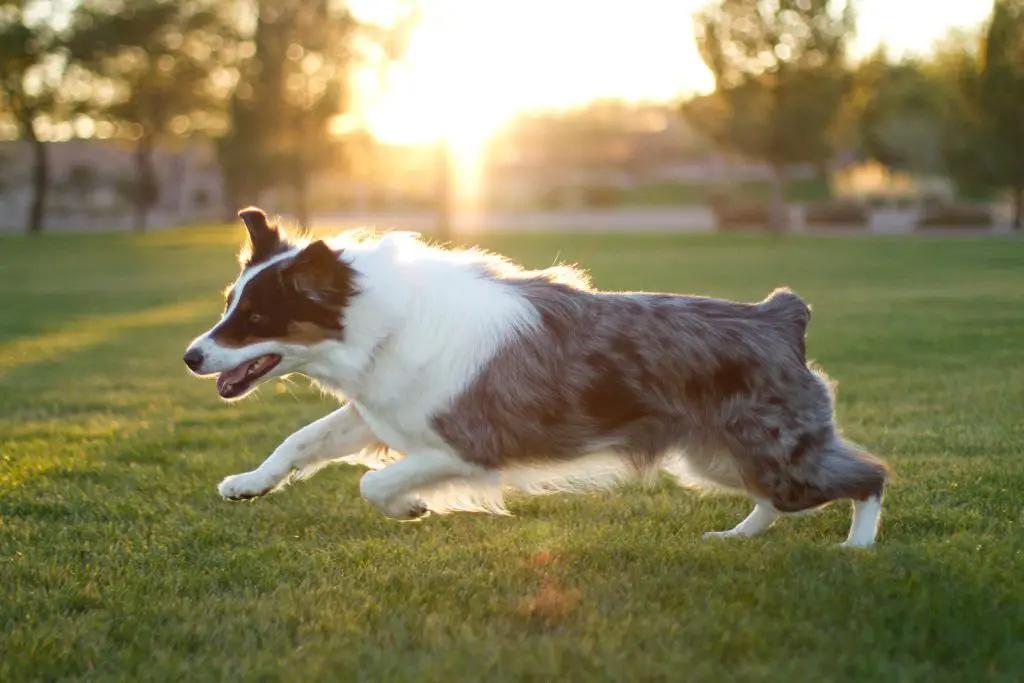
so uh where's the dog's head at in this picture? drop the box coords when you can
[183,207,357,400]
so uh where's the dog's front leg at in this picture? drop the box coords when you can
[359,450,479,520]
[219,404,377,501]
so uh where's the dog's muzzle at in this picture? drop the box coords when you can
[183,347,205,374]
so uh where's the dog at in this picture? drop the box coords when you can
[183,207,889,547]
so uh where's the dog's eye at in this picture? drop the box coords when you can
[248,313,266,325]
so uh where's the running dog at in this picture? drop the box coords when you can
[182,208,889,547]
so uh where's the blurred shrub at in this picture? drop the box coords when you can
[540,187,567,210]
[115,175,158,208]
[66,164,97,197]
[917,204,994,228]
[712,200,771,230]
[804,200,868,227]
[583,185,619,208]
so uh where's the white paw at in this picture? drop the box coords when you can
[372,495,430,521]
[703,529,742,540]
[358,472,428,520]
[839,539,875,549]
[389,499,430,521]
[218,471,278,501]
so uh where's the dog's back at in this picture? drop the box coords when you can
[435,281,814,466]
[434,274,886,536]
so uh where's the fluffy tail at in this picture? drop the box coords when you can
[762,427,891,514]
[758,287,811,360]
[828,438,890,500]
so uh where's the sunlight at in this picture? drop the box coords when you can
[349,0,714,212]
[0,297,211,378]
[353,0,714,150]
[345,0,993,215]
[351,0,993,146]
[359,62,506,154]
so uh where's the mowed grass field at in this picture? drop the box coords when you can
[2,227,1023,682]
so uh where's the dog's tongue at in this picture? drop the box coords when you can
[216,360,253,392]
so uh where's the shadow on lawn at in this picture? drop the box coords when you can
[0,296,213,382]
[498,509,1024,676]
[7,451,1023,679]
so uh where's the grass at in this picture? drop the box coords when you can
[2,226,1023,682]
[617,178,834,207]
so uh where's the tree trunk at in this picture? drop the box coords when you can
[26,125,47,236]
[767,163,788,233]
[223,186,240,223]
[171,153,185,215]
[1014,185,1023,231]
[294,161,310,230]
[221,161,243,223]
[434,138,452,240]
[133,135,157,233]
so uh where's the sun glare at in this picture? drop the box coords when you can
[352,0,714,152]
[358,60,507,155]
[350,0,994,154]
[342,0,989,211]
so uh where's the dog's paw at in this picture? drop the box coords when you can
[218,471,276,501]
[398,500,430,522]
[366,494,430,521]
[702,529,742,540]
[376,498,430,522]
[358,471,430,521]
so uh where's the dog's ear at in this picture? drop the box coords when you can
[281,240,355,305]
[238,207,282,266]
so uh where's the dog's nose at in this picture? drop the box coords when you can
[183,348,205,373]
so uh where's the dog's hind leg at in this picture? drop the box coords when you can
[841,495,884,549]
[749,432,889,548]
[218,403,377,501]
[359,450,482,521]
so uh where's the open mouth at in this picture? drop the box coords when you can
[215,354,282,399]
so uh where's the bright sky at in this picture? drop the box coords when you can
[350,0,991,147]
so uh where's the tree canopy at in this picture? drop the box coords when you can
[941,1,1024,226]
[0,1,63,234]
[684,0,855,230]
[67,0,236,231]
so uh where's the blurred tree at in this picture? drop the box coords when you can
[683,0,855,231]
[940,2,1024,228]
[67,0,235,232]
[219,0,413,227]
[848,49,948,174]
[0,2,60,235]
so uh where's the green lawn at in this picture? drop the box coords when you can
[2,227,1023,682]
[617,178,834,207]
